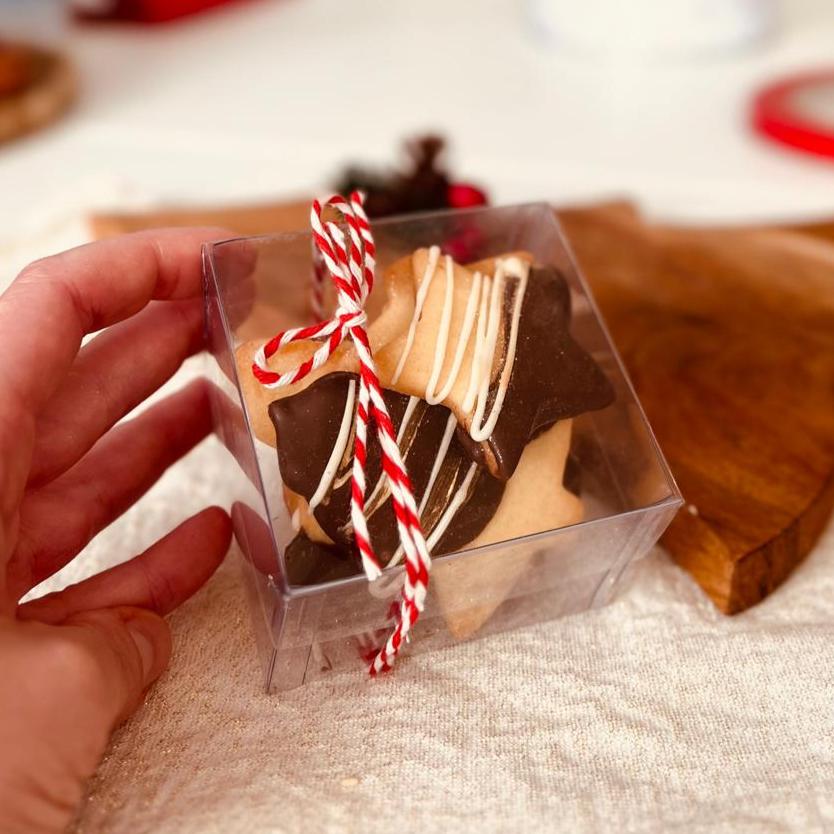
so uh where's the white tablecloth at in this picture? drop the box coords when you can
[7,210,832,834]
[70,448,834,834]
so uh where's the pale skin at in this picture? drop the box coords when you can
[0,229,236,833]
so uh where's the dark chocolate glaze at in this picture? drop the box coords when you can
[284,535,357,585]
[456,265,614,481]
[563,452,582,498]
[269,263,614,582]
[270,373,505,565]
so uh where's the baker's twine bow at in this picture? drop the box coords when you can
[252,192,432,675]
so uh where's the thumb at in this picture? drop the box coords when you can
[62,606,172,726]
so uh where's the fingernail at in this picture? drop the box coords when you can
[125,618,161,685]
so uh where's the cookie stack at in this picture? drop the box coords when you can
[238,246,614,592]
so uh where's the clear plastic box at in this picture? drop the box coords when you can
[202,203,682,692]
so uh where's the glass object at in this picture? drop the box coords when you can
[528,0,776,57]
[203,203,682,692]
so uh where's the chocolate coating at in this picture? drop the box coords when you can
[284,535,357,585]
[268,262,614,582]
[563,452,582,498]
[270,372,505,565]
[457,265,614,481]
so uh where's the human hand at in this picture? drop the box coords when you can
[0,230,234,833]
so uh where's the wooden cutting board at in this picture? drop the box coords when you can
[90,200,834,614]
[0,44,76,145]
[559,206,834,613]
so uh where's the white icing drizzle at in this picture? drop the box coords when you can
[426,462,478,550]
[417,412,458,517]
[426,268,483,406]
[468,257,529,442]
[332,463,353,490]
[391,245,441,385]
[469,264,504,425]
[342,395,422,534]
[331,417,357,490]
[397,395,421,445]
[424,255,455,405]
[391,250,529,446]
[388,460,479,567]
[461,272,493,414]
[308,379,356,511]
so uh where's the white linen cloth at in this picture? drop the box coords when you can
[6,213,834,834]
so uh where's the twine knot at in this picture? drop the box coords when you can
[252,192,432,675]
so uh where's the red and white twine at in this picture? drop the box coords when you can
[252,192,432,675]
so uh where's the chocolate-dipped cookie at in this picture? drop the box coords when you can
[454,264,614,480]
[373,248,613,480]
[269,372,506,565]
[241,248,613,615]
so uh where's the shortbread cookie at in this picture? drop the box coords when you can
[432,418,581,638]
[277,403,579,637]
[374,248,613,480]
[235,251,418,446]
[269,372,506,563]
[239,245,615,645]
[237,339,357,446]
[269,372,578,578]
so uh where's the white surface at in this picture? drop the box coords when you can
[1,0,834,244]
[69,511,834,834]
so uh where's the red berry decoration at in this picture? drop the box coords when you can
[333,136,489,219]
[447,182,488,209]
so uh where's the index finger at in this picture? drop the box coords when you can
[0,227,230,418]
[0,229,233,537]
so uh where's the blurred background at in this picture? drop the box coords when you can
[0,0,833,259]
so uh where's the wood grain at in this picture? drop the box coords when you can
[0,45,76,145]
[90,199,834,614]
[560,207,834,613]
[89,200,311,240]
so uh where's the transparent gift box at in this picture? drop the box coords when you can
[202,203,682,692]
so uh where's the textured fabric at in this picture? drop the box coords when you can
[8,215,834,834]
